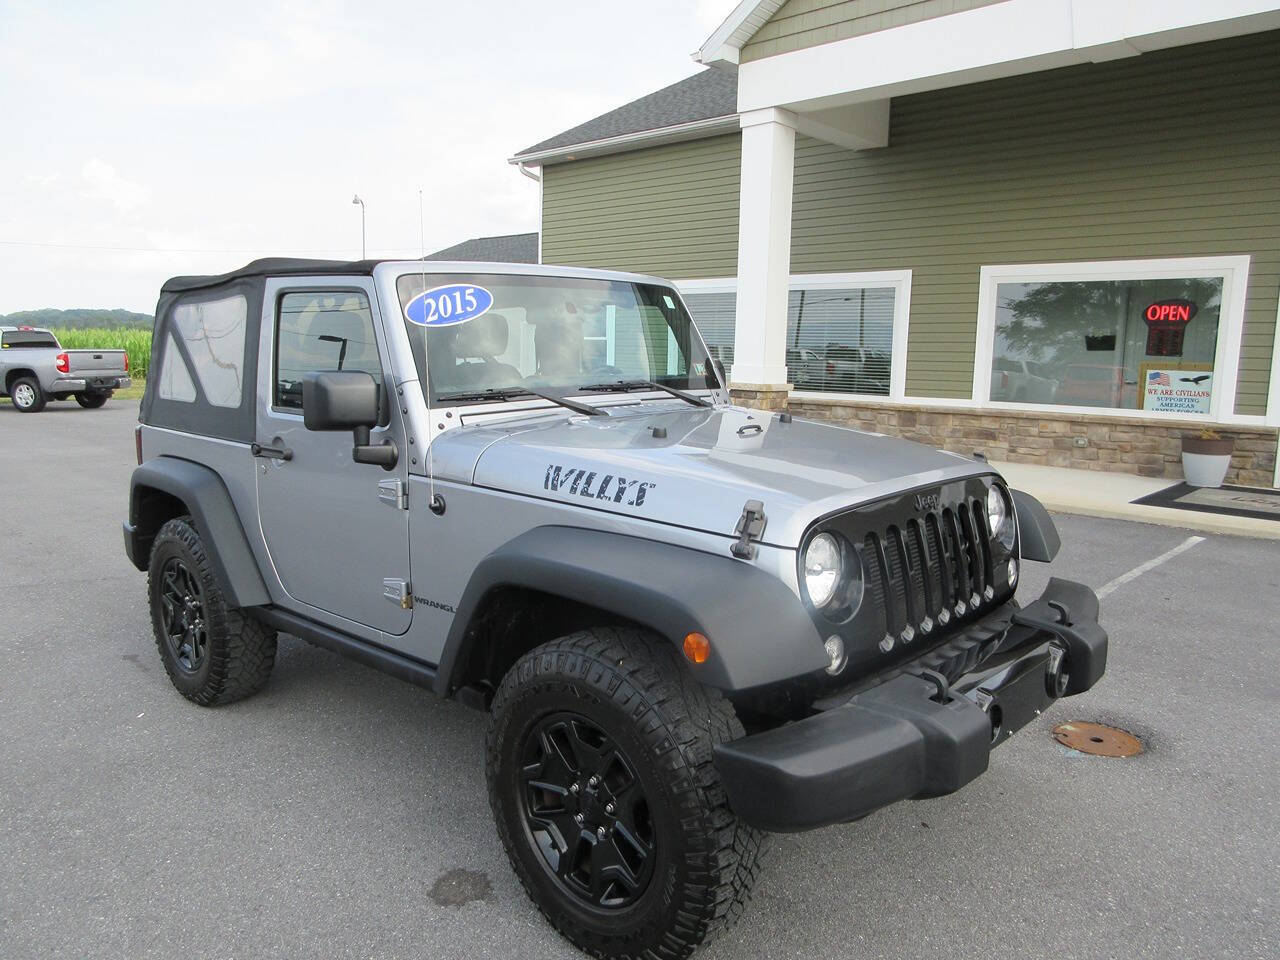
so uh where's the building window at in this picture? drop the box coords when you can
[976,258,1250,419]
[786,285,897,396]
[677,287,737,378]
[678,271,911,396]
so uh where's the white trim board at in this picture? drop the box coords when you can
[1269,294,1280,432]
[971,255,1252,424]
[696,0,788,68]
[735,0,1280,113]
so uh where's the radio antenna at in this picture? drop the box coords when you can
[419,188,443,515]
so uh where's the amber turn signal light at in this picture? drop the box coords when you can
[682,632,710,664]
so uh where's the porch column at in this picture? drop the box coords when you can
[730,107,796,409]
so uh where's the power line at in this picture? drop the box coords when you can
[0,239,431,255]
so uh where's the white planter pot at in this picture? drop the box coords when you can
[1181,451,1231,488]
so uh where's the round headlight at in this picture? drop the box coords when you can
[986,486,1007,536]
[803,533,842,608]
[987,485,1015,548]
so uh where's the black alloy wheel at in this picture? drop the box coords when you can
[146,516,277,705]
[487,627,764,960]
[158,557,207,673]
[520,711,656,909]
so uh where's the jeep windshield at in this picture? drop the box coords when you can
[395,272,719,404]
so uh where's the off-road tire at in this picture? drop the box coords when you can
[487,627,764,960]
[147,516,276,705]
[10,376,45,413]
[74,391,109,408]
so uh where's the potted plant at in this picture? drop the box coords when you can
[1181,429,1234,488]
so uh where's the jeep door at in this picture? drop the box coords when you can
[254,278,412,635]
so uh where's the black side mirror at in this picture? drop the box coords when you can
[302,371,398,469]
[713,357,728,390]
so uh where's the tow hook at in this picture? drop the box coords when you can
[1011,598,1089,696]
[1046,643,1069,698]
[916,668,952,703]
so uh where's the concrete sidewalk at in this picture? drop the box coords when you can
[992,460,1280,540]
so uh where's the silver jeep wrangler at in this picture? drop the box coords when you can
[124,258,1107,959]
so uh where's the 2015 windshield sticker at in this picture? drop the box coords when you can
[404,284,493,327]
[544,464,656,507]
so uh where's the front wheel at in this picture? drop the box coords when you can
[487,627,763,960]
[9,376,45,412]
[74,391,110,408]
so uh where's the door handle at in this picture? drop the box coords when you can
[251,442,293,461]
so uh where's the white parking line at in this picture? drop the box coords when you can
[1096,535,1206,599]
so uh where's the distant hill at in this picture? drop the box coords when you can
[0,308,154,330]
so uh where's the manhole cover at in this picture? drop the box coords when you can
[1052,722,1144,757]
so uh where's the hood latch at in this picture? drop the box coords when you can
[730,500,767,560]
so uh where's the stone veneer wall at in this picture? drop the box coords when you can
[728,385,792,412]
[732,390,1278,487]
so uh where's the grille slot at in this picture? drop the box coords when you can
[862,533,893,634]
[957,506,983,601]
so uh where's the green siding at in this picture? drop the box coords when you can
[789,30,1279,412]
[741,0,1008,63]
[540,135,741,278]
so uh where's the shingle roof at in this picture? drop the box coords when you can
[425,232,539,264]
[513,69,737,159]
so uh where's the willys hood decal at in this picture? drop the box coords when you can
[436,404,993,548]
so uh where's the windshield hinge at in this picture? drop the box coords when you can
[383,578,412,609]
[378,478,407,510]
[730,499,768,560]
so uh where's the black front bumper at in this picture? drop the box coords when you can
[714,577,1107,832]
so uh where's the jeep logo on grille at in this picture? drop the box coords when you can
[914,492,940,512]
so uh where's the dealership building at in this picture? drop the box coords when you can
[510,0,1280,486]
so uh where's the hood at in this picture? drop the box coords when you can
[434,403,993,548]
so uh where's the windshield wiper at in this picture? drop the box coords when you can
[436,386,528,402]
[436,385,605,416]
[578,379,712,408]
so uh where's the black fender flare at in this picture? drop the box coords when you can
[434,526,828,696]
[1011,488,1061,563]
[124,457,271,608]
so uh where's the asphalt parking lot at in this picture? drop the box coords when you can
[2,401,1277,960]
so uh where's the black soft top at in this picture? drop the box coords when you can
[161,258,383,293]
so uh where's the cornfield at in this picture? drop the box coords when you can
[51,327,153,380]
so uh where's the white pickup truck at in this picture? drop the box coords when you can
[1,326,131,412]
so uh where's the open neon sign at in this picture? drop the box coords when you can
[1143,298,1198,357]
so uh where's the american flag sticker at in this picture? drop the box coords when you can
[1149,371,1171,386]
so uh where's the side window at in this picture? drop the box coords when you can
[171,294,248,408]
[275,291,381,410]
[156,333,198,402]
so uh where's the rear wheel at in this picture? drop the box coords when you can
[9,376,45,413]
[487,627,763,960]
[147,516,277,705]
[74,391,110,408]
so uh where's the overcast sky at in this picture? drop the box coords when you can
[0,0,737,313]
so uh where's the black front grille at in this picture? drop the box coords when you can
[809,475,1014,674]
[862,502,995,646]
